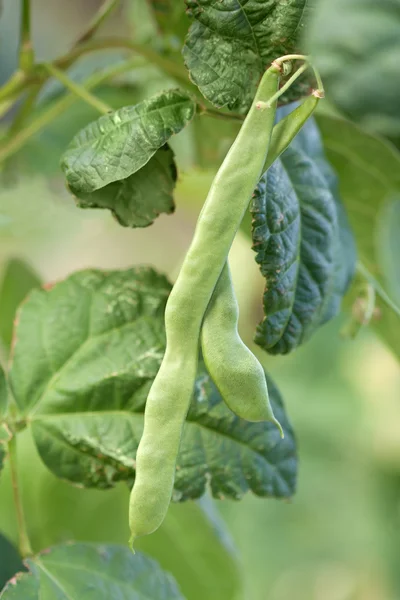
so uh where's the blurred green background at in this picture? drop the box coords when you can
[0,2,400,600]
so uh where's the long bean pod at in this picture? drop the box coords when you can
[201,262,280,424]
[129,64,281,543]
[200,93,321,423]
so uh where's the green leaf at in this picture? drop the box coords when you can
[18,86,147,178]
[0,259,41,352]
[183,0,311,112]
[317,114,400,358]
[136,499,242,600]
[9,268,296,499]
[9,267,170,417]
[0,534,25,592]
[0,543,185,599]
[70,145,177,228]
[176,365,296,500]
[289,114,357,323]
[308,0,400,137]
[61,89,196,195]
[251,119,356,354]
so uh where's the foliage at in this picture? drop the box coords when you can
[251,116,356,354]
[0,0,399,598]
[183,0,312,111]
[0,544,184,599]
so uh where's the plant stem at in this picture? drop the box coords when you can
[19,0,35,72]
[0,70,27,104]
[259,63,309,109]
[76,0,120,45]
[44,63,112,114]
[0,59,136,164]
[0,35,191,111]
[55,37,191,88]
[274,54,309,65]
[0,98,17,121]
[0,85,42,181]
[202,107,244,122]
[8,85,41,135]
[357,262,400,318]
[8,436,33,558]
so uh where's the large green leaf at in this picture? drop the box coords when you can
[70,144,177,228]
[0,259,41,352]
[176,365,295,500]
[289,113,357,322]
[61,89,196,194]
[9,268,170,417]
[183,0,312,112]
[317,114,400,358]
[308,0,400,137]
[137,499,242,600]
[251,119,356,354]
[8,268,296,499]
[0,544,184,599]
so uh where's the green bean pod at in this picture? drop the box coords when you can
[264,93,320,173]
[201,262,282,428]
[129,64,281,544]
[200,94,321,424]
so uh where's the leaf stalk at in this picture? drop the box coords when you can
[8,435,33,558]
[19,0,35,72]
[44,63,112,115]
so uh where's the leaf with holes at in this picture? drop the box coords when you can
[70,145,177,228]
[8,268,296,499]
[183,0,312,112]
[61,89,196,208]
[0,543,184,599]
[251,115,356,354]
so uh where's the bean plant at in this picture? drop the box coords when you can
[0,1,399,599]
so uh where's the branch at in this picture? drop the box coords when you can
[19,0,35,71]
[0,70,27,104]
[202,107,244,122]
[8,436,33,558]
[44,63,112,114]
[55,37,191,89]
[0,59,138,165]
[75,0,120,46]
